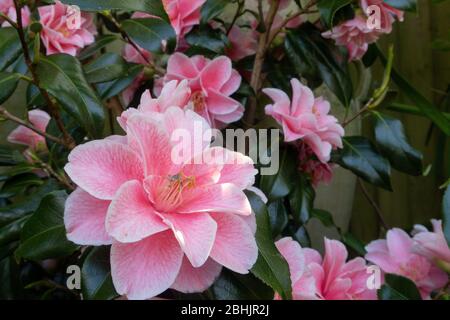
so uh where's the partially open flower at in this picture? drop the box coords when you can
[0,0,30,27]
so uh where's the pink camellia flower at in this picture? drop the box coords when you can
[413,219,450,267]
[7,109,50,152]
[165,53,244,128]
[38,1,96,56]
[296,142,334,186]
[263,78,344,163]
[365,228,448,299]
[275,237,377,300]
[0,0,30,27]
[64,106,258,299]
[361,0,404,34]
[163,0,205,38]
[226,25,258,61]
[322,14,381,61]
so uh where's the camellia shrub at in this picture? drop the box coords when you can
[0,0,449,300]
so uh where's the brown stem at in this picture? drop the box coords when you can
[243,0,280,126]
[12,0,76,150]
[0,107,67,146]
[357,178,389,230]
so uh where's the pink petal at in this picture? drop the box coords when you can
[217,149,257,189]
[106,180,168,243]
[200,56,232,92]
[111,231,183,300]
[275,237,306,283]
[171,257,222,293]
[386,228,413,263]
[209,213,258,273]
[65,140,144,200]
[64,188,111,245]
[161,212,217,267]
[166,52,199,80]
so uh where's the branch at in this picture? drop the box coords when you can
[357,178,389,230]
[12,0,76,150]
[0,107,67,146]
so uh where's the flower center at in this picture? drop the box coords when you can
[155,172,195,212]
[191,91,206,113]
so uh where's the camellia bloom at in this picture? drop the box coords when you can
[322,14,381,61]
[39,1,96,56]
[275,237,377,300]
[163,0,205,38]
[0,0,30,27]
[165,53,244,128]
[296,142,334,186]
[7,109,50,152]
[365,228,448,299]
[263,78,344,163]
[225,25,258,61]
[64,106,258,299]
[413,219,450,266]
[360,0,404,34]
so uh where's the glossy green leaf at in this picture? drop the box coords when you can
[317,0,353,27]
[78,35,119,60]
[185,26,230,53]
[335,136,392,190]
[0,216,28,248]
[35,54,106,138]
[443,186,450,246]
[84,53,130,83]
[311,209,335,228]
[341,232,367,256]
[15,191,78,261]
[384,0,417,12]
[285,23,353,107]
[95,64,143,100]
[373,112,423,176]
[247,191,292,300]
[26,84,46,108]
[201,0,230,23]
[0,173,43,198]
[122,18,176,53]
[0,72,21,104]
[289,175,315,225]
[0,28,22,72]
[267,199,288,237]
[0,146,25,166]
[82,246,118,300]
[378,273,422,300]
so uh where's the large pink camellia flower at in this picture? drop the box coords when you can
[7,109,50,152]
[365,228,448,299]
[263,78,344,163]
[165,53,244,128]
[64,106,258,299]
[38,1,96,56]
[360,0,404,34]
[275,237,377,300]
[413,219,450,267]
[163,0,205,39]
[0,0,30,27]
[322,14,381,61]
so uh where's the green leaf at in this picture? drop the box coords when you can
[59,0,168,20]
[0,28,22,72]
[335,136,392,190]
[0,179,59,227]
[341,232,367,256]
[378,273,422,300]
[35,54,106,138]
[443,186,450,246]
[384,0,417,12]
[122,18,176,53]
[0,72,21,104]
[84,53,130,83]
[311,209,335,227]
[267,199,288,237]
[212,269,273,300]
[259,147,297,202]
[82,246,118,300]
[373,112,423,176]
[285,23,353,107]
[78,35,119,61]
[0,173,43,198]
[293,225,311,247]
[0,146,25,166]
[0,216,28,247]
[317,0,353,28]
[95,64,143,100]
[26,84,46,108]
[201,0,231,23]
[185,26,230,54]
[15,191,78,261]
[289,175,315,225]
[376,46,450,136]
[247,191,292,300]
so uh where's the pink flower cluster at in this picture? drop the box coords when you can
[0,0,30,27]
[163,0,206,39]
[295,142,334,186]
[64,102,258,299]
[365,224,449,299]
[264,78,344,163]
[322,0,404,61]
[38,1,96,56]
[276,237,377,300]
